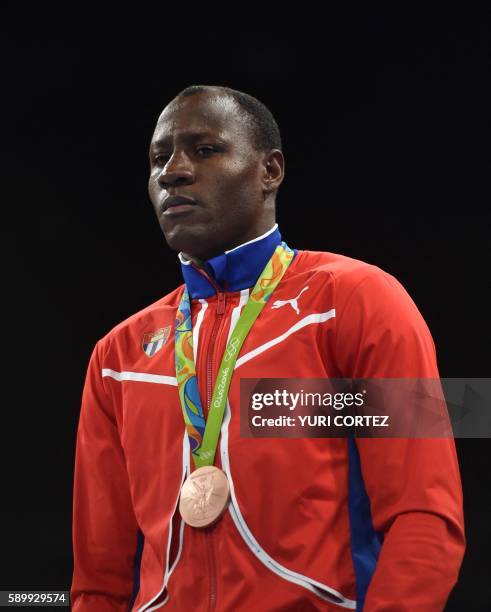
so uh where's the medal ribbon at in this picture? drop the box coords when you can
[174,241,294,469]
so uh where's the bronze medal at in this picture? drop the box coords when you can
[179,465,231,528]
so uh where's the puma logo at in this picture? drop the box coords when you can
[271,286,309,315]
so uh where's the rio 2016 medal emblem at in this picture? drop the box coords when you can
[179,466,230,528]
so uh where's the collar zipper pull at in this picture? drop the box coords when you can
[217,291,226,314]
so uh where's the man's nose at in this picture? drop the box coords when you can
[158,151,194,187]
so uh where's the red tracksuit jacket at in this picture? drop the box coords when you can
[70,225,465,611]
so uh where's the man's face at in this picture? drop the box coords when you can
[148,92,274,261]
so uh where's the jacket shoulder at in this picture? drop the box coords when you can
[293,249,390,287]
[294,249,422,315]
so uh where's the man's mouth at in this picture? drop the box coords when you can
[161,195,197,214]
[163,203,197,216]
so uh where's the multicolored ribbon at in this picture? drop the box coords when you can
[175,241,294,469]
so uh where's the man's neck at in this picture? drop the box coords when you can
[178,223,286,299]
[180,223,278,269]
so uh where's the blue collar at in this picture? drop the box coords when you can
[178,224,296,299]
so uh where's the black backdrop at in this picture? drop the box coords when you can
[2,11,490,611]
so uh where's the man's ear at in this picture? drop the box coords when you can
[262,149,284,194]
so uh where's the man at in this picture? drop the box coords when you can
[70,85,465,611]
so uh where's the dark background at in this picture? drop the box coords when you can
[2,10,490,610]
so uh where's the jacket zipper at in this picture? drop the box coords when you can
[191,264,226,612]
[206,289,225,612]
[206,290,226,414]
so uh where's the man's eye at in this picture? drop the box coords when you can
[196,146,216,156]
[153,147,215,165]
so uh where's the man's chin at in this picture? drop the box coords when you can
[162,225,211,258]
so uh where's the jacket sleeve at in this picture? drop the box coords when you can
[70,340,140,611]
[334,269,466,611]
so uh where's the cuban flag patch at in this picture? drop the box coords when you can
[142,326,171,357]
